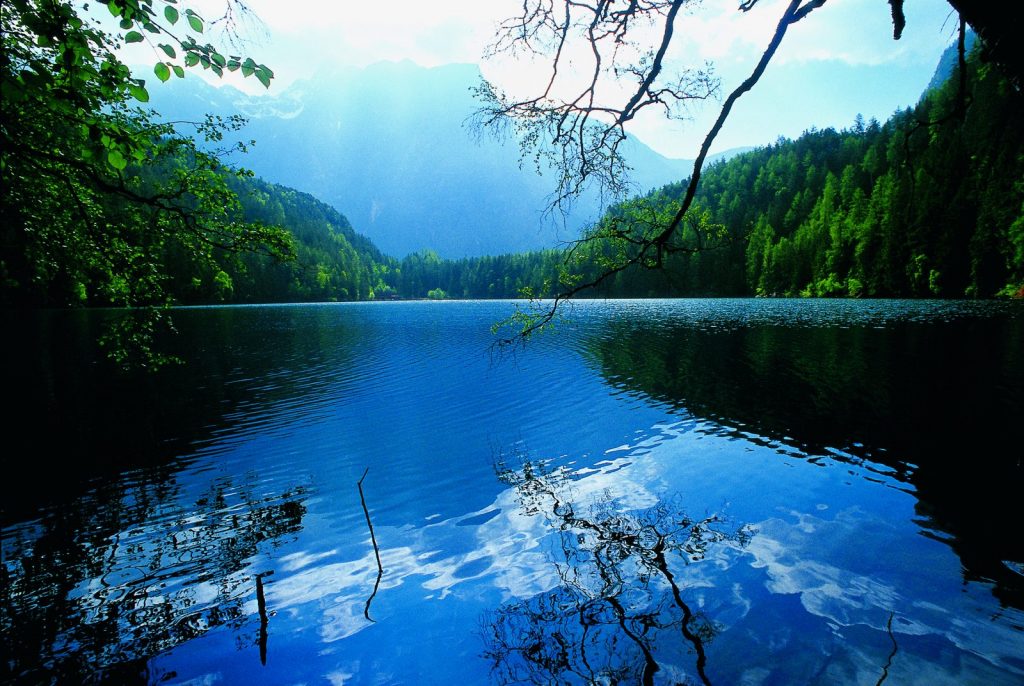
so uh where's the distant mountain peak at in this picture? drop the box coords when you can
[926,29,978,94]
[148,61,694,258]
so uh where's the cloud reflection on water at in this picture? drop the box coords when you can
[248,425,1024,685]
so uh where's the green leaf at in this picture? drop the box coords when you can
[125,31,144,43]
[211,52,226,67]
[159,43,176,58]
[172,65,185,78]
[119,18,133,29]
[154,62,171,82]
[184,52,200,67]
[128,83,150,102]
[241,64,254,77]
[4,79,25,102]
[227,60,240,72]
[255,68,271,89]
[108,149,128,170]
[187,13,203,33]
[164,6,179,24]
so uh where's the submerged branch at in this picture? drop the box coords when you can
[358,467,384,622]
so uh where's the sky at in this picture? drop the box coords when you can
[127,0,963,158]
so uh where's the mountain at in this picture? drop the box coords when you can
[147,61,695,258]
[926,30,977,92]
[707,146,756,164]
[392,41,1024,301]
[159,173,389,305]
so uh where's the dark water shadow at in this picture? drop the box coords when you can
[580,310,1024,607]
[0,306,369,525]
[1,469,306,684]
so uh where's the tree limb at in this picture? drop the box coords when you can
[499,0,828,342]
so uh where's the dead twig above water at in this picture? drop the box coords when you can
[358,467,384,622]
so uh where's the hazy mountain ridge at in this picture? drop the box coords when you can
[149,61,704,258]
[926,30,977,92]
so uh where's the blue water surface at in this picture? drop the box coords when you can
[2,299,1023,685]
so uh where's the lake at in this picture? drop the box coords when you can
[2,299,1023,685]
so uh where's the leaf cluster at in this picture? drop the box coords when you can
[1,0,288,367]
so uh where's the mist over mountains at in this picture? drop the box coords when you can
[149,61,710,257]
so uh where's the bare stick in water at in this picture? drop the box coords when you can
[255,570,274,665]
[875,611,899,686]
[358,467,384,622]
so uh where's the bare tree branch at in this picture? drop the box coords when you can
[475,0,718,213]
[488,0,829,343]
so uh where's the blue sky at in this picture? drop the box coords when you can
[663,0,963,156]
[136,0,962,158]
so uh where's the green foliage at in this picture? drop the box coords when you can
[216,42,1024,305]
[1,0,285,366]
[97,307,183,370]
[534,45,1022,300]
[427,287,448,300]
[391,249,567,300]
[847,277,864,298]
[181,178,388,305]
[722,46,1021,298]
[392,45,1022,303]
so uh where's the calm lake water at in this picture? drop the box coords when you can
[2,299,1023,685]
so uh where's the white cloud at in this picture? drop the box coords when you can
[241,0,517,73]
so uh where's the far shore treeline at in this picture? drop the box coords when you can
[5,42,1022,309]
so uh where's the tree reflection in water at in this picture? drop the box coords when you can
[1,471,306,684]
[483,458,751,686]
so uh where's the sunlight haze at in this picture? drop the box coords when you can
[170,0,963,157]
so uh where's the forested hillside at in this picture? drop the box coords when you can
[9,39,1016,309]
[166,40,1024,305]
[397,43,1023,300]
[689,42,1022,299]
[391,250,566,300]
[168,177,391,304]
